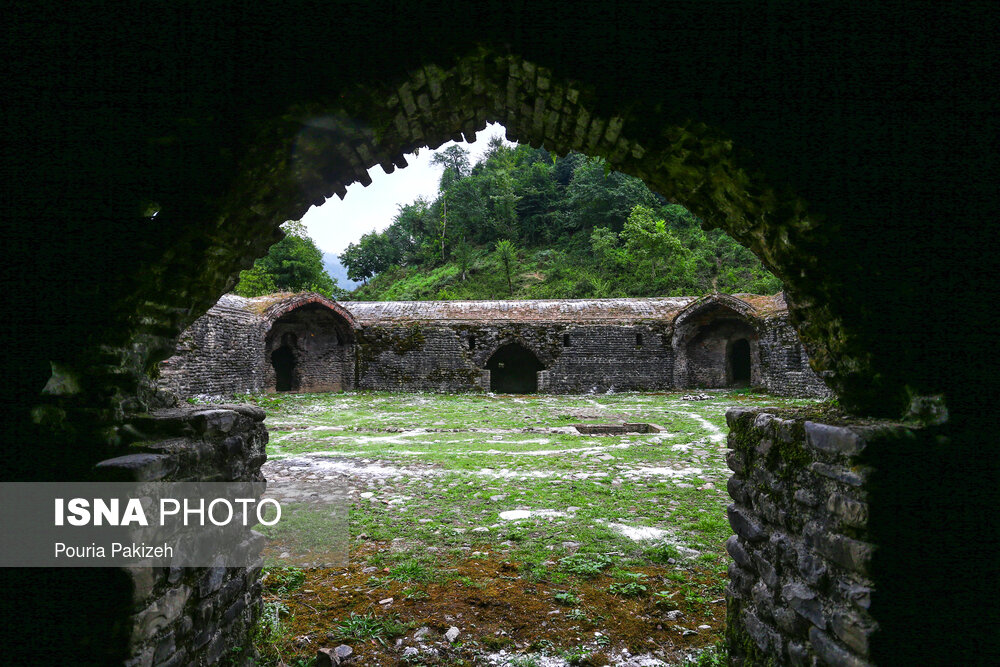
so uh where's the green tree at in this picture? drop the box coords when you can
[235,220,339,297]
[430,145,471,190]
[621,205,687,281]
[233,263,276,297]
[589,226,623,270]
[494,238,517,296]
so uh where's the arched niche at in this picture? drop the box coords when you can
[672,295,761,388]
[263,295,359,393]
[485,342,546,393]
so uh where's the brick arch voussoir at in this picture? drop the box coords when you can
[261,293,360,346]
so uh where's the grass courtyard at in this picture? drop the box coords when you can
[234,389,824,666]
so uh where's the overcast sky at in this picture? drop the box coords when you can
[302,122,512,256]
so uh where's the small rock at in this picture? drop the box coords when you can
[445,626,460,642]
[665,610,683,621]
[414,627,432,641]
[359,492,374,499]
[362,566,378,574]
[490,494,508,502]
[472,527,489,533]
[335,645,352,660]
[379,597,393,605]
[402,647,418,657]
[698,624,711,630]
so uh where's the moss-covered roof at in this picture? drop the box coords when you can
[337,294,786,326]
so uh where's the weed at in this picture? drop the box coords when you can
[333,612,408,646]
[553,590,581,606]
[251,601,291,663]
[560,646,593,665]
[608,581,648,597]
[263,567,305,595]
[402,587,429,601]
[654,590,678,607]
[683,641,728,666]
[529,638,555,653]
[389,559,435,583]
[558,552,614,578]
[643,542,680,563]
[508,656,542,667]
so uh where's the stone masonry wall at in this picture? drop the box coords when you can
[535,324,673,393]
[354,322,678,393]
[159,295,268,399]
[93,404,268,666]
[159,295,829,398]
[758,320,832,398]
[724,407,924,666]
[356,324,489,392]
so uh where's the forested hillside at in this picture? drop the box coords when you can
[340,140,782,301]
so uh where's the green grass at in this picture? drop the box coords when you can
[234,389,822,586]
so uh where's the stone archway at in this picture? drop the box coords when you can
[485,342,545,393]
[672,295,761,388]
[263,295,358,393]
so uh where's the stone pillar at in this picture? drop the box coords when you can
[724,407,934,666]
[93,405,269,666]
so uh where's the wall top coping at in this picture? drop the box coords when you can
[340,293,784,325]
[217,293,786,327]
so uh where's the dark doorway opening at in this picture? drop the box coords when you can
[272,346,295,391]
[486,343,545,393]
[729,338,751,386]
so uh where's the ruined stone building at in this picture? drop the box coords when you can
[159,292,830,399]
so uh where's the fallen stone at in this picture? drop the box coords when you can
[379,597,393,605]
[445,626,460,642]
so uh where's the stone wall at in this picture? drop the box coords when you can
[758,320,831,398]
[523,323,673,393]
[94,405,268,666]
[159,295,268,399]
[724,407,931,666]
[356,324,489,392]
[160,294,830,398]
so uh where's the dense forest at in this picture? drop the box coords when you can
[236,140,782,301]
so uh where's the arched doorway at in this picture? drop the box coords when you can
[271,345,295,391]
[728,338,751,386]
[264,298,357,393]
[486,343,545,393]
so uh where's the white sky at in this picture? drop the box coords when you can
[302,122,513,255]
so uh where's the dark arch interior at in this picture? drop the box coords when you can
[729,338,751,386]
[486,343,545,393]
[266,303,355,393]
[271,345,295,391]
